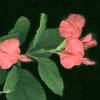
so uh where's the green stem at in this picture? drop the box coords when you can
[45,50,60,55]
[26,39,66,59]
[0,90,10,95]
[55,40,66,51]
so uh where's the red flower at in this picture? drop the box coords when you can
[60,51,82,69]
[60,39,96,69]
[0,38,31,69]
[59,14,97,69]
[80,33,97,49]
[60,39,84,69]
[59,14,85,39]
[65,39,84,57]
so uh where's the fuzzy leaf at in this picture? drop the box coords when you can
[27,28,63,58]
[9,16,30,44]
[3,66,18,93]
[32,13,47,48]
[6,68,46,100]
[33,28,63,50]
[38,57,64,96]
[0,32,19,42]
[0,16,30,44]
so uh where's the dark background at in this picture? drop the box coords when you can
[0,0,100,100]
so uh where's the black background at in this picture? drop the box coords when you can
[0,0,100,100]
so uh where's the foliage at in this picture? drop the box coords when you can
[0,13,64,100]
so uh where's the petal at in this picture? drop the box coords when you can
[0,58,12,69]
[59,20,81,39]
[0,49,19,69]
[87,40,97,48]
[0,38,20,54]
[68,14,85,29]
[59,20,75,38]
[59,14,85,39]
[60,52,82,69]
[8,54,19,64]
[81,58,96,65]
[65,39,84,57]
[0,39,21,69]
[80,34,92,43]
[18,55,32,62]
[83,40,97,49]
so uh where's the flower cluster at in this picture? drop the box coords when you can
[0,38,31,69]
[59,14,97,69]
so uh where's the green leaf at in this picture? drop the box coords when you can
[27,13,50,57]
[38,57,64,96]
[9,16,30,44]
[0,69,8,84]
[32,13,47,48]
[3,66,18,93]
[6,68,46,100]
[27,28,63,58]
[28,49,51,59]
[0,16,30,44]
[33,28,63,50]
[0,32,19,42]
[27,13,63,58]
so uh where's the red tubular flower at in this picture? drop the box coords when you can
[59,14,85,39]
[60,38,96,69]
[81,58,96,65]
[60,51,82,69]
[65,39,84,57]
[80,33,97,49]
[60,39,84,69]
[68,14,85,30]
[0,38,31,69]
[59,14,97,69]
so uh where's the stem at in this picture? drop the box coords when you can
[26,40,66,58]
[55,40,66,51]
[49,50,60,55]
[0,90,10,95]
